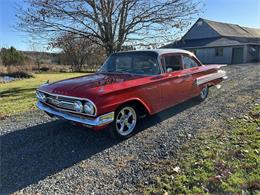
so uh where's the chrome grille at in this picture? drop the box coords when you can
[37,90,97,117]
[45,93,76,111]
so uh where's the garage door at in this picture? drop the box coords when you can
[232,47,244,64]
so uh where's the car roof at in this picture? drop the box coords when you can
[146,49,193,55]
[116,49,194,56]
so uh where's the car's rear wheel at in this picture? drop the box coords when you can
[197,85,209,101]
[110,105,138,139]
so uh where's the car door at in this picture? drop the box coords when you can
[159,54,193,110]
[181,54,202,98]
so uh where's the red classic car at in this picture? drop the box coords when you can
[36,49,227,138]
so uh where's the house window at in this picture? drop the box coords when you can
[215,48,224,57]
[249,46,257,56]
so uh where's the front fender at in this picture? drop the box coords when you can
[95,88,154,116]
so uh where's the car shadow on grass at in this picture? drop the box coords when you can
[0,98,200,194]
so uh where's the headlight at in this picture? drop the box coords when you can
[36,91,46,102]
[73,101,83,112]
[84,101,95,115]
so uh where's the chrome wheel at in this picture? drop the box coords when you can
[200,86,208,99]
[115,106,137,136]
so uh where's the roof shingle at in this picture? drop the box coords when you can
[203,19,260,38]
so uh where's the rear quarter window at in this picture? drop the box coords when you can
[183,56,199,69]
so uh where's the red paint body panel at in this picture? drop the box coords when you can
[38,50,226,129]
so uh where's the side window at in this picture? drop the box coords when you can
[164,55,182,72]
[215,48,223,56]
[132,55,160,75]
[183,56,199,69]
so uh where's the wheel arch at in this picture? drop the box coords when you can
[116,98,151,117]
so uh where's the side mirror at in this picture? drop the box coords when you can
[166,68,173,73]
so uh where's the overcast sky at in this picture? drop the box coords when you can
[0,0,260,51]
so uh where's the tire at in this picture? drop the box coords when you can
[196,85,209,101]
[109,105,138,139]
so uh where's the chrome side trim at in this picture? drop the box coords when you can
[37,101,114,127]
[196,70,227,86]
[37,89,97,117]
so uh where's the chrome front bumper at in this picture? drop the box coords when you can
[37,101,114,127]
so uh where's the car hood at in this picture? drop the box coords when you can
[39,73,145,98]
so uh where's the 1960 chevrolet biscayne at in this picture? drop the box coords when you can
[36,49,227,138]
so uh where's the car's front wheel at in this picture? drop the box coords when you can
[109,105,138,139]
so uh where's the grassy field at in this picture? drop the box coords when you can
[145,105,260,194]
[0,73,86,118]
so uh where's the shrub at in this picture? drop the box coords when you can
[6,65,33,73]
[0,71,34,78]
[0,66,7,74]
[0,47,25,66]
[39,66,50,72]
[0,65,34,78]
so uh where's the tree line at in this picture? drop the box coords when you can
[0,47,25,66]
[0,43,106,72]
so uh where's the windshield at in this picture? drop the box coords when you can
[99,51,160,75]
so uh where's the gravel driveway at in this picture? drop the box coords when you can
[1,63,259,195]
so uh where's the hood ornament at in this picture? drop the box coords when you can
[40,80,50,87]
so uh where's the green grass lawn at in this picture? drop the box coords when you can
[145,105,260,194]
[0,73,86,118]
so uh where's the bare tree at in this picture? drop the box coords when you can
[29,35,45,71]
[16,0,201,55]
[51,33,101,71]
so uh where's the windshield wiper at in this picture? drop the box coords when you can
[106,70,130,74]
